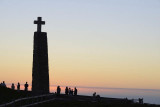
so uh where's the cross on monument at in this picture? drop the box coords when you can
[34,17,45,32]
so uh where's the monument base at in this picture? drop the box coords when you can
[32,32,49,95]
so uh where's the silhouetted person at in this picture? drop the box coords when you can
[24,82,28,91]
[0,82,3,86]
[139,98,143,104]
[74,87,77,96]
[57,86,61,95]
[65,86,69,95]
[71,89,73,95]
[68,88,71,95]
[17,82,20,90]
[96,95,100,98]
[93,92,96,97]
[11,83,15,90]
[2,81,6,87]
[96,94,101,101]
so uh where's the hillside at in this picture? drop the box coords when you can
[0,86,31,104]
[0,86,159,107]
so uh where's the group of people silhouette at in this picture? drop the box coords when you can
[1,81,78,95]
[0,81,29,91]
[56,86,78,96]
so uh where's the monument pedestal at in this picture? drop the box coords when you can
[32,32,49,95]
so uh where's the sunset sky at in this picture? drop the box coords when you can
[0,0,160,90]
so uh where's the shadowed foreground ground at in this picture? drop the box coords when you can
[35,99,159,107]
[0,86,31,104]
[0,86,159,107]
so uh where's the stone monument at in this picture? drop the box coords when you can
[32,17,49,95]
